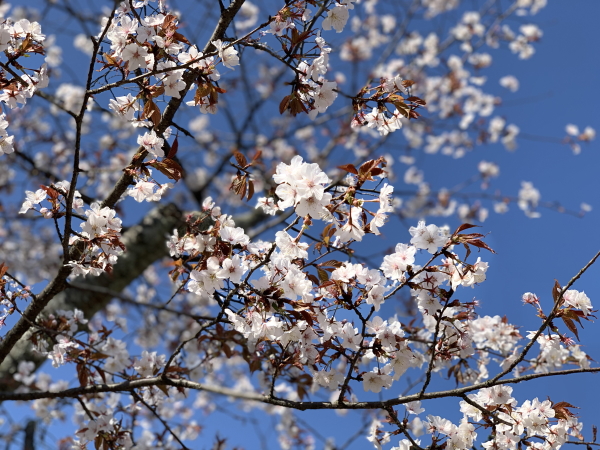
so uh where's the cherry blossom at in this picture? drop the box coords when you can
[137,130,165,157]
[212,39,239,69]
[19,189,47,214]
[121,43,149,70]
[322,5,350,33]
[409,221,448,254]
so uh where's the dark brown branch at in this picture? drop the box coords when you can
[2,365,598,409]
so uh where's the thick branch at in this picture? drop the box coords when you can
[1,366,598,409]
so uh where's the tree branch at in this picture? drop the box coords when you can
[2,365,597,411]
[0,202,185,387]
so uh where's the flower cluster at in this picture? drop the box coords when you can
[0,16,48,155]
[0,269,33,331]
[260,156,400,245]
[165,159,504,408]
[374,387,582,450]
[19,181,84,218]
[30,307,168,449]
[564,124,596,155]
[296,37,339,120]
[67,202,124,277]
[104,8,238,120]
[268,155,333,219]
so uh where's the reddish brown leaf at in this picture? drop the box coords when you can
[40,185,60,199]
[317,280,336,290]
[387,94,404,103]
[97,367,107,384]
[143,99,161,125]
[552,279,562,304]
[290,28,300,46]
[462,243,472,261]
[76,363,89,387]
[289,94,308,116]
[103,52,118,66]
[561,317,580,341]
[151,84,165,98]
[142,99,154,119]
[553,401,578,409]
[552,401,578,421]
[222,343,233,358]
[233,150,248,168]
[393,101,410,111]
[407,96,427,105]
[322,223,334,238]
[466,238,496,254]
[208,87,219,105]
[317,268,329,283]
[166,136,178,159]
[358,164,376,181]
[156,384,170,397]
[0,262,7,278]
[247,180,255,201]
[238,178,247,199]
[162,14,177,28]
[196,82,212,98]
[299,310,314,327]
[453,223,479,235]
[279,95,291,115]
[173,31,191,45]
[20,35,32,53]
[318,260,344,268]
[297,384,308,400]
[338,164,358,175]
[249,358,261,373]
[563,309,584,325]
[149,160,183,181]
[251,150,262,163]
[163,158,183,180]
[306,273,320,286]
[396,107,411,118]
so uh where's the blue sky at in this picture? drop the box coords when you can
[442,1,600,441]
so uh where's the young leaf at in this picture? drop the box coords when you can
[338,164,358,175]
[247,180,255,201]
[552,279,562,304]
[166,136,178,159]
[561,316,580,341]
[233,150,248,169]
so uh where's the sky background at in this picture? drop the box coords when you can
[4,0,600,448]
[429,1,600,445]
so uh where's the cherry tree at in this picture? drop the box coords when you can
[0,0,597,449]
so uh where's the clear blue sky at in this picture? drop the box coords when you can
[433,1,600,441]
